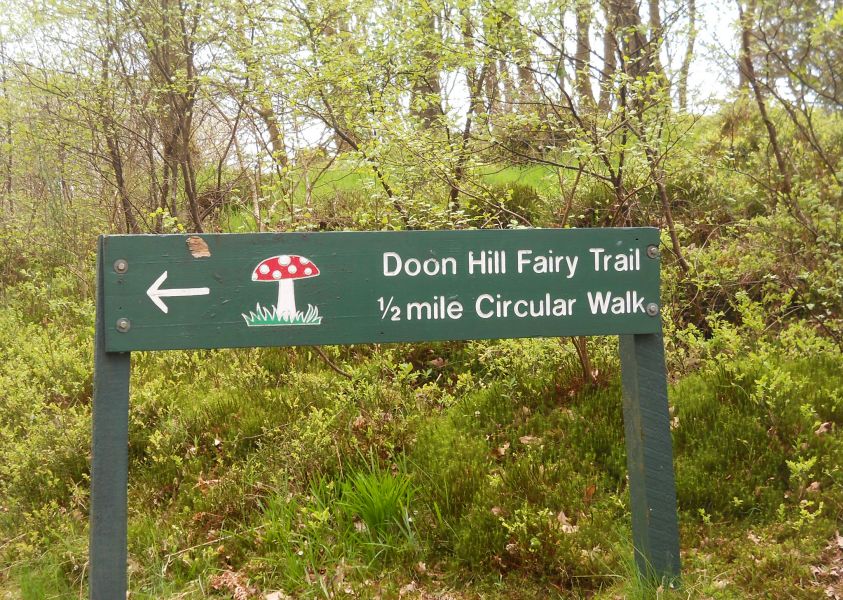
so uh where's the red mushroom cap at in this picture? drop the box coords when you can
[252,255,320,281]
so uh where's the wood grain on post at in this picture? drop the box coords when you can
[620,331,681,585]
[90,237,131,600]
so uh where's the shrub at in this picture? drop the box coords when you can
[462,183,540,228]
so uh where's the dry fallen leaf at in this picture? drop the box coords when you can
[495,442,510,457]
[399,581,417,596]
[519,435,542,445]
[210,570,255,600]
[583,483,596,504]
[557,510,578,533]
[816,422,832,436]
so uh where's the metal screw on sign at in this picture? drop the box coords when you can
[113,259,129,274]
[646,302,660,316]
[646,245,659,259]
[115,318,131,332]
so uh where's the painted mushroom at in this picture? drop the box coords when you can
[252,255,320,318]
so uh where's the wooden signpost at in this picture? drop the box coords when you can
[91,228,680,598]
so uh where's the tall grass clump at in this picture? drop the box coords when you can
[339,463,415,542]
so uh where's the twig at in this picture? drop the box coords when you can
[314,346,352,378]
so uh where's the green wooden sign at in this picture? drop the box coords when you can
[101,228,661,352]
[90,228,680,599]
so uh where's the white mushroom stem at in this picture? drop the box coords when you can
[276,279,297,318]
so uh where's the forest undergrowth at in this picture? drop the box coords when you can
[1,102,842,599]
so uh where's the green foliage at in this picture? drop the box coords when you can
[462,183,541,228]
[672,317,843,520]
[3,88,843,597]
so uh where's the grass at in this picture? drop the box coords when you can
[480,164,558,194]
[339,465,415,541]
[241,303,323,326]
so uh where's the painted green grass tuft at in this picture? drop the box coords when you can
[241,303,323,326]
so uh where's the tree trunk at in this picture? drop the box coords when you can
[146,123,162,232]
[571,337,596,386]
[160,146,178,218]
[99,0,138,233]
[105,133,140,233]
[737,1,815,234]
[598,2,617,113]
[485,57,500,116]
[738,1,790,198]
[180,153,203,232]
[678,0,697,111]
[611,0,654,85]
[256,92,288,173]
[410,7,443,127]
[643,144,689,274]
[647,0,669,94]
[575,1,595,108]
[449,7,487,210]
[1,39,11,210]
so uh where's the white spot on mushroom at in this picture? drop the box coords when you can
[272,270,282,279]
[278,255,291,266]
[300,257,310,264]
[304,267,312,275]
[288,265,298,274]
[259,264,270,275]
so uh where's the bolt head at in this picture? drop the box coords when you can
[646,245,659,259]
[116,317,131,332]
[646,302,660,317]
[113,259,129,274]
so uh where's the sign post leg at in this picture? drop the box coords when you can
[619,332,681,585]
[91,238,131,599]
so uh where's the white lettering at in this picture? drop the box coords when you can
[407,301,431,320]
[383,252,402,276]
[517,250,532,273]
[468,251,485,275]
[565,256,578,278]
[587,291,612,314]
[476,294,495,318]
[590,248,605,271]
[404,258,421,276]
[383,253,458,277]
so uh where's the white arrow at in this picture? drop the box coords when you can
[146,271,210,314]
